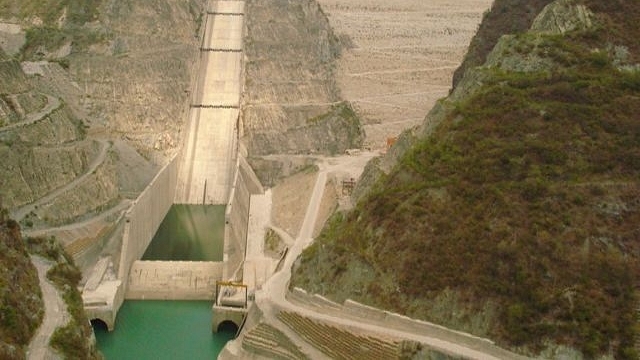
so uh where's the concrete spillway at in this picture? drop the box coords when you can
[175,1,245,205]
[84,1,251,330]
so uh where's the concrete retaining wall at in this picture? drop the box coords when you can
[342,298,530,360]
[212,305,247,333]
[126,260,224,300]
[285,288,528,360]
[117,156,178,283]
[223,155,263,280]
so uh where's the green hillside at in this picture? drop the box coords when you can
[292,0,640,358]
[0,208,43,359]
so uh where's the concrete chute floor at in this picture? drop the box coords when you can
[142,205,226,262]
[175,1,245,205]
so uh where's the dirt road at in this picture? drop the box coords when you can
[26,256,68,360]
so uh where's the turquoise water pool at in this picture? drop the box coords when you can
[93,301,234,359]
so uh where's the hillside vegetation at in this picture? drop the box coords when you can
[452,0,555,87]
[0,0,107,59]
[0,207,43,359]
[0,204,100,359]
[292,0,640,358]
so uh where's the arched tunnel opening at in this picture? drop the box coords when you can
[91,318,109,333]
[217,320,239,335]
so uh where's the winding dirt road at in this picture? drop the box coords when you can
[0,94,61,134]
[12,139,110,221]
[26,256,68,360]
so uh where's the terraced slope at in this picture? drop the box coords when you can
[242,322,309,360]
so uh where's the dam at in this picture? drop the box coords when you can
[82,0,256,334]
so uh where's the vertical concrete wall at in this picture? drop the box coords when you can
[212,305,247,333]
[223,155,263,280]
[117,156,178,284]
[126,260,224,300]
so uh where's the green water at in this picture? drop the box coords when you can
[143,205,226,261]
[94,301,235,359]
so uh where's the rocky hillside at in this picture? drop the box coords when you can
[292,0,640,358]
[0,0,203,227]
[452,0,555,88]
[241,0,364,184]
[2,0,203,154]
[0,206,42,359]
[0,204,100,359]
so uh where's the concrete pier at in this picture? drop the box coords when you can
[212,306,247,333]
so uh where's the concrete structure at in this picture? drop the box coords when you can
[174,0,245,205]
[83,156,178,329]
[223,156,263,280]
[212,306,247,333]
[83,257,124,331]
[117,157,179,282]
[126,261,224,300]
[83,0,252,331]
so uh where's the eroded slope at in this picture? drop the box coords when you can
[241,0,364,183]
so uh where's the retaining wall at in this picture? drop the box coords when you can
[223,155,263,280]
[117,156,178,283]
[126,260,224,300]
[288,288,529,360]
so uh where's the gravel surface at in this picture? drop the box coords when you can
[27,256,69,360]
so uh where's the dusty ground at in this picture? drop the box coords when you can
[271,168,319,238]
[270,0,491,238]
[317,0,492,149]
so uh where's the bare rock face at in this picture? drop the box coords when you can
[67,0,205,158]
[0,56,29,94]
[0,0,204,226]
[0,141,98,208]
[241,0,364,159]
[531,0,593,34]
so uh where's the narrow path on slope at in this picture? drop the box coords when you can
[22,198,131,238]
[26,256,69,360]
[12,139,110,221]
[0,94,61,133]
[347,65,459,77]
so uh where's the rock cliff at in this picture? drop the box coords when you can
[241,0,364,184]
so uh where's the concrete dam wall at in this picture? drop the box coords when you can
[174,0,245,205]
[117,156,179,286]
[223,155,263,281]
[126,260,224,300]
[85,1,258,329]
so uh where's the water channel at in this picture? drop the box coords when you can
[142,204,226,261]
[94,205,232,358]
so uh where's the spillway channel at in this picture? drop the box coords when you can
[142,204,226,262]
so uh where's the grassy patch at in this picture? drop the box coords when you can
[305,102,363,154]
